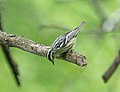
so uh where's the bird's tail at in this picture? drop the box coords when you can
[74,21,86,36]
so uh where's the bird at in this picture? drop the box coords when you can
[47,21,86,65]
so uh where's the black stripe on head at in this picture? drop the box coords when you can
[47,49,53,61]
[47,49,55,65]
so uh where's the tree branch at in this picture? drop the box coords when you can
[0,31,87,67]
[39,24,70,31]
[0,5,20,86]
[89,0,107,23]
[102,50,120,83]
[1,45,20,85]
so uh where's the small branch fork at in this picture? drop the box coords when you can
[0,8,20,86]
[102,50,120,83]
[0,31,87,67]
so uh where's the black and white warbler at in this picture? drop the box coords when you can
[47,21,86,65]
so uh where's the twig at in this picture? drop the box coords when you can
[88,0,107,24]
[0,31,87,67]
[39,24,70,31]
[102,8,120,32]
[1,45,20,86]
[40,24,120,34]
[0,5,20,86]
[102,50,120,83]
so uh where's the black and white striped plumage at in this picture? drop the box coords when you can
[47,21,86,65]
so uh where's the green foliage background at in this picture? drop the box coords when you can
[0,0,120,92]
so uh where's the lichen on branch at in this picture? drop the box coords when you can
[0,30,87,67]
